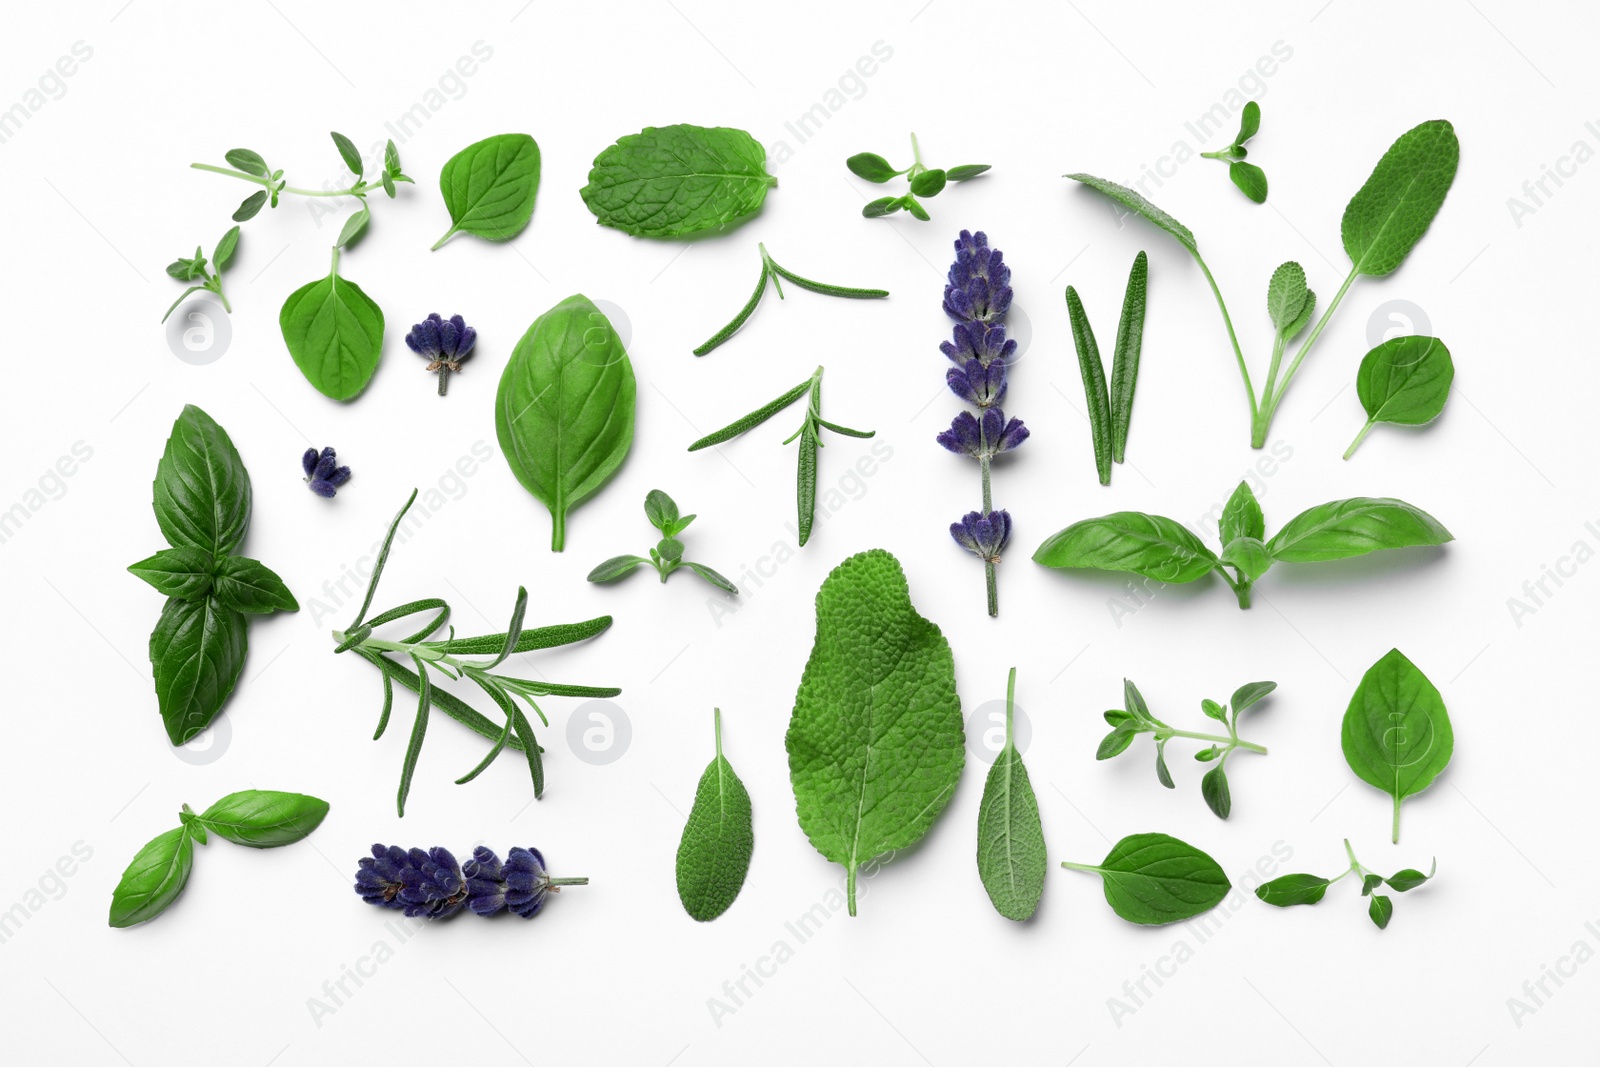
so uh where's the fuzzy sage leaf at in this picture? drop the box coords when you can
[976,668,1046,921]
[675,709,754,922]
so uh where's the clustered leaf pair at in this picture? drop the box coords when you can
[848,133,990,220]
[1066,250,1148,485]
[588,490,737,593]
[1097,678,1275,819]
[162,225,239,322]
[1200,100,1268,203]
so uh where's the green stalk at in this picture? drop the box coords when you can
[1161,727,1268,756]
[1187,249,1258,425]
[1257,266,1360,442]
[190,162,372,199]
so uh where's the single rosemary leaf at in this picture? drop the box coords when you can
[1109,250,1148,463]
[1065,286,1113,485]
[687,378,812,451]
[396,655,433,817]
[796,427,819,546]
[694,265,769,356]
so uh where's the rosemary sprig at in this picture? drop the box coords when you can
[693,243,888,356]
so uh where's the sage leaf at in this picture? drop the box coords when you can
[109,827,194,928]
[1342,120,1460,276]
[1341,648,1453,842]
[495,295,636,551]
[127,547,214,601]
[1109,250,1149,463]
[1255,873,1330,907]
[675,709,754,922]
[210,556,298,614]
[150,595,247,745]
[432,133,542,249]
[1061,833,1230,925]
[1033,512,1219,583]
[197,790,329,847]
[787,550,963,915]
[1066,285,1113,485]
[1266,497,1453,562]
[1346,335,1454,459]
[1266,261,1308,337]
[153,404,251,559]
[279,248,385,401]
[1065,173,1197,255]
[580,124,776,238]
[977,668,1046,922]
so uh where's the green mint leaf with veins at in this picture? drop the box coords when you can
[1256,839,1434,929]
[787,550,963,915]
[1341,649,1453,842]
[977,668,1047,922]
[580,124,775,238]
[675,709,754,922]
[433,133,541,249]
[688,367,873,546]
[495,295,636,552]
[279,247,384,401]
[694,243,888,356]
[1062,833,1231,925]
[1345,335,1454,459]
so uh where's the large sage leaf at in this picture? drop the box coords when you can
[153,405,251,559]
[976,668,1045,921]
[433,133,542,249]
[109,828,194,928]
[1341,649,1453,842]
[1033,512,1218,583]
[495,294,636,551]
[198,790,330,847]
[279,251,385,401]
[1266,498,1452,562]
[1342,120,1460,276]
[675,709,754,922]
[1062,832,1230,925]
[150,596,248,745]
[787,549,963,915]
[581,124,777,238]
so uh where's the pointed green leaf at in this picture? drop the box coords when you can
[1255,872,1329,907]
[109,827,194,928]
[1342,649,1453,842]
[198,790,329,847]
[1062,833,1230,925]
[1342,120,1459,276]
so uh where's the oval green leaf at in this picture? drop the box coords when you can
[152,405,252,559]
[109,827,194,928]
[211,556,298,615]
[676,709,754,922]
[846,152,898,182]
[198,789,329,847]
[1342,648,1453,843]
[1342,120,1460,276]
[127,547,214,601]
[1229,161,1268,203]
[496,294,636,551]
[279,254,385,401]
[977,670,1046,922]
[1265,497,1452,563]
[149,595,248,745]
[1061,832,1231,925]
[433,133,542,249]
[581,124,775,238]
[1348,335,1454,460]
[1255,872,1330,907]
[1033,512,1219,583]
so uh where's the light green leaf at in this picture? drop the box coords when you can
[1266,497,1453,562]
[977,668,1046,922]
[1347,335,1454,458]
[1033,511,1219,583]
[1342,648,1453,842]
[109,827,194,928]
[1342,120,1460,276]
[279,251,385,401]
[433,133,542,249]
[581,124,776,238]
[198,790,329,847]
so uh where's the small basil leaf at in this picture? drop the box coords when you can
[1385,859,1436,893]
[1219,535,1274,582]
[279,254,385,401]
[197,789,330,847]
[210,556,299,615]
[946,164,991,181]
[128,547,214,601]
[1062,833,1230,925]
[1219,481,1265,544]
[846,152,899,183]
[109,827,194,928]
[1255,873,1329,907]
[1201,764,1231,819]
[587,555,649,583]
[233,190,267,222]
[1342,649,1453,842]
[1349,335,1453,458]
[909,168,947,197]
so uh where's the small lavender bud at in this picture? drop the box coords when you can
[950,509,1012,562]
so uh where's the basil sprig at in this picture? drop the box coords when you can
[129,406,297,745]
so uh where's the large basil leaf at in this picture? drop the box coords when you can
[211,556,298,615]
[1341,120,1460,277]
[127,547,214,601]
[149,596,248,744]
[1266,498,1452,562]
[433,133,542,249]
[1062,832,1230,925]
[279,252,385,401]
[197,789,330,847]
[108,827,194,928]
[1033,512,1219,583]
[580,124,776,238]
[787,550,963,916]
[495,294,636,551]
[152,405,251,558]
[1341,649,1453,842]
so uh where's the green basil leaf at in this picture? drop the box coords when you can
[279,253,385,401]
[211,556,298,615]
[1266,261,1308,337]
[1255,872,1330,907]
[330,131,363,177]
[225,148,268,175]
[1033,512,1219,583]
[149,596,248,744]
[212,226,240,272]
[977,669,1046,922]
[432,133,542,249]
[1342,648,1453,842]
[1229,681,1277,715]
[1342,120,1460,276]
[233,190,267,222]
[1066,173,1197,255]
[152,405,252,560]
[846,152,899,183]
[676,709,754,922]
[1062,833,1230,925]
[1219,481,1265,545]
[946,164,991,181]
[586,555,648,583]
[1229,160,1268,203]
[684,562,738,594]
[1266,497,1453,562]
[1219,535,1273,582]
[909,168,947,197]
[1350,336,1454,458]
[384,138,402,175]
[787,550,962,916]
[581,124,775,238]
[1385,859,1436,892]
[496,295,636,551]
[109,827,194,928]
[198,789,329,847]
[128,547,214,601]
[1368,893,1394,929]
[643,489,679,532]
[1201,764,1231,819]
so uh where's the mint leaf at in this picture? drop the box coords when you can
[1342,649,1453,842]
[1062,833,1230,925]
[787,550,963,915]
[432,133,542,249]
[675,709,754,922]
[581,124,776,238]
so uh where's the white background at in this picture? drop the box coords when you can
[3,0,1595,1062]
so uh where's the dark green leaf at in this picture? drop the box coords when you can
[433,133,542,249]
[1236,100,1261,144]
[1096,723,1138,760]
[128,547,214,601]
[109,828,194,928]
[1062,833,1231,925]
[149,595,247,745]
[581,124,774,238]
[1342,120,1460,276]
[212,226,240,272]
[1230,681,1277,715]
[862,197,900,218]
[1065,285,1112,486]
[1109,250,1148,464]
[684,562,738,594]
[1201,764,1231,819]
[198,790,329,847]
[233,190,267,222]
[1219,536,1273,582]
[693,264,769,355]
[210,556,298,615]
[909,168,947,197]
[1033,511,1219,583]
[330,131,363,177]
[676,709,755,921]
[225,148,268,175]
[428,614,613,655]
[1361,873,1385,896]
[484,586,528,671]
[1066,173,1197,255]
[1255,872,1329,907]
[1229,161,1268,203]
[495,295,636,551]
[396,656,433,817]
[152,405,252,559]
[1369,893,1394,929]
[846,152,899,182]
[348,490,416,629]
[796,426,818,546]
[946,164,991,181]
[279,252,385,401]
[587,555,648,583]
[1386,859,1436,892]
[656,537,684,563]
[1266,497,1452,562]
[1154,740,1174,789]
[1342,648,1453,842]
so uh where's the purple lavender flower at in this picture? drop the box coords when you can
[936,408,1028,458]
[358,843,586,921]
[947,358,1007,407]
[942,230,1013,325]
[951,509,1011,563]
[405,312,477,395]
[302,446,352,498]
[941,321,1017,369]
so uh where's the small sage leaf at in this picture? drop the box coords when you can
[675,709,754,922]
[976,669,1046,922]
